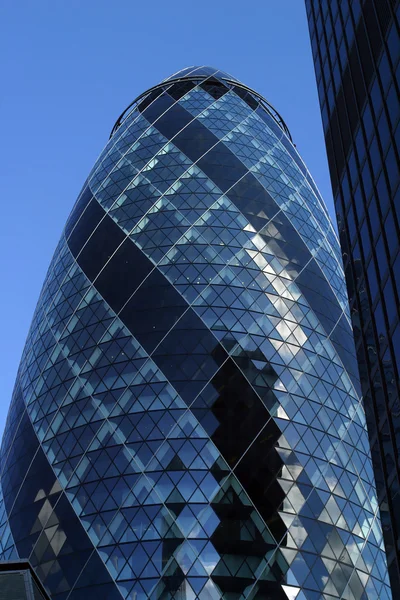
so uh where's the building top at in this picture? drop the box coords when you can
[110,65,293,142]
[162,65,240,83]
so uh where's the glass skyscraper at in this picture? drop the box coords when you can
[305,0,400,594]
[0,66,391,599]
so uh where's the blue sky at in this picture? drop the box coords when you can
[0,1,332,436]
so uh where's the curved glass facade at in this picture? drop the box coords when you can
[0,66,391,599]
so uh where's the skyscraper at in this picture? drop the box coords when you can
[305,1,400,593]
[0,66,391,599]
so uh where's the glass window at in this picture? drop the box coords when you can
[394,252,400,299]
[320,36,327,62]
[325,15,333,41]
[345,16,354,46]
[367,259,379,300]
[383,278,397,326]
[333,60,341,90]
[387,24,399,66]
[384,212,398,259]
[368,195,380,239]
[394,185,400,228]
[379,52,391,93]
[316,13,323,38]
[318,76,325,100]
[385,147,399,193]
[311,34,319,59]
[347,204,357,243]
[362,161,373,200]
[341,170,350,204]
[351,2,361,23]
[375,234,388,280]
[374,301,386,342]
[334,15,342,41]
[315,57,322,82]
[392,323,400,376]
[327,82,335,112]
[336,190,345,229]
[377,171,389,216]
[340,1,349,22]
[362,104,374,142]
[361,220,372,260]
[355,127,366,164]
[323,58,331,88]
[377,111,390,153]
[370,78,383,120]
[354,184,364,223]
[386,84,399,128]
[322,102,329,130]
[339,38,347,67]
[353,239,361,261]
[329,37,336,65]
[348,150,358,188]
[369,136,381,178]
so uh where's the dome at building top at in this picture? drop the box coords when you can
[162,65,240,83]
[110,65,293,143]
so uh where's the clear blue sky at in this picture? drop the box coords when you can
[0,1,333,436]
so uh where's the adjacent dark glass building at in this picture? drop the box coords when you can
[305,0,400,594]
[0,561,50,600]
[0,66,392,599]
